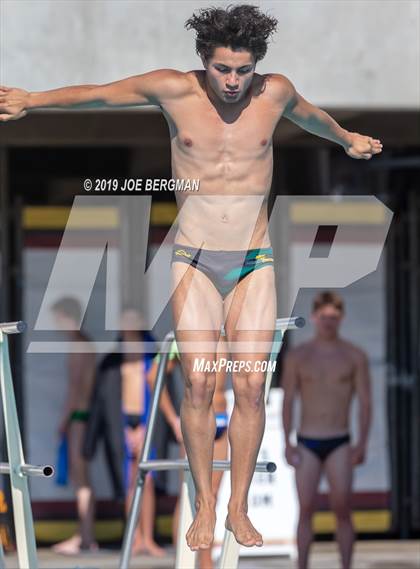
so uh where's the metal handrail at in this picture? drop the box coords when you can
[0,320,51,569]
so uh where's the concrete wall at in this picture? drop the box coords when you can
[1,0,419,108]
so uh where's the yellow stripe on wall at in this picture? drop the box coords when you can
[290,202,387,225]
[34,510,391,543]
[23,207,120,229]
[23,203,177,230]
[23,201,386,230]
[35,520,124,542]
[150,203,178,225]
[313,510,391,533]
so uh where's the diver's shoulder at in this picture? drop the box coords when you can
[257,72,295,103]
[149,68,196,98]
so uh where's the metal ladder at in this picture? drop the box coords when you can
[119,316,304,569]
[0,322,54,569]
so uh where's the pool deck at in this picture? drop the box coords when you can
[3,540,419,568]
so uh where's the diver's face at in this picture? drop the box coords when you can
[311,304,343,339]
[204,46,256,104]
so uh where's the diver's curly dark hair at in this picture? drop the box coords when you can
[185,4,278,63]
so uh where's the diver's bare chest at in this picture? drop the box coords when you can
[163,98,280,151]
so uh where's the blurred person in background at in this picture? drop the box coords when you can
[120,308,166,557]
[84,307,165,557]
[281,291,372,569]
[51,296,97,554]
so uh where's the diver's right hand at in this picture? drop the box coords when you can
[0,86,29,121]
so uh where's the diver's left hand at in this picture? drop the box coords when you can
[344,132,383,160]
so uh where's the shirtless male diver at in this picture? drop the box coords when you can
[0,4,382,552]
[281,291,372,569]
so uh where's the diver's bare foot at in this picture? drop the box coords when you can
[225,511,263,547]
[186,502,216,551]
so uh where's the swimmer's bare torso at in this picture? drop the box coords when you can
[289,338,368,437]
[160,70,283,250]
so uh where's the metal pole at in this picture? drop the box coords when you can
[119,331,174,569]
[136,459,276,473]
[0,463,54,477]
[0,322,27,335]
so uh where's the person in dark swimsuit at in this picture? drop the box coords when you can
[120,308,166,558]
[296,434,351,463]
[281,291,372,569]
[51,297,97,555]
